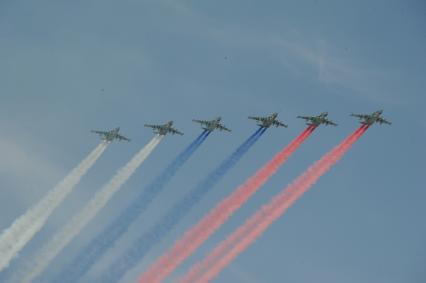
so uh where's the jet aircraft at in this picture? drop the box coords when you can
[91,127,130,142]
[248,112,288,128]
[297,112,337,126]
[192,117,231,132]
[144,121,184,136]
[351,110,391,125]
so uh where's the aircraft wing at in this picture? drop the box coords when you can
[116,134,130,141]
[248,116,262,121]
[297,116,311,121]
[378,117,391,125]
[144,124,160,129]
[192,119,207,125]
[217,124,231,132]
[324,119,338,126]
[350,114,368,119]
[91,130,108,135]
[272,120,288,128]
[170,128,184,135]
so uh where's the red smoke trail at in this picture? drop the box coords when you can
[179,125,368,283]
[138,126,316,283]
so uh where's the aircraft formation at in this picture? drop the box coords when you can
[92,110,391,142]
[0,108,392,283]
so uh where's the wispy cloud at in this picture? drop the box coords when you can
[277,38,407,106]
[150,3,408,107]
[0,138,62,197]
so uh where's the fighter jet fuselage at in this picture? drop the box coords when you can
[144,121,184,136]
[248,112,288,128]
[91,127,130,142]
[351,110,391,126]
[297,112,337,127]
[192,117,231,132]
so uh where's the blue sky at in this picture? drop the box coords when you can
[0,0,425,282]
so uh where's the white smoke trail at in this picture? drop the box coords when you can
[17,135,163,283]
[0,142,108,272]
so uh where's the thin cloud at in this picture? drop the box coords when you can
[278,39,406,105]
[0,138,62,194]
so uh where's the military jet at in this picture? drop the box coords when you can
[91,127,130,142]
[351,110,391,125]
[192,117,231,132]
[248,112,288,128]
[297,112,337,126]
[144,121,184,136]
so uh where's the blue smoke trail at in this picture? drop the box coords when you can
[96,127,266,283]
[55,130,210,283]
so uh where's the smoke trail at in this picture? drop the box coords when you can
[139,126,316,283]
[55,131,210,283]
[0,142,108,272]
[13,135,163,283]
[96,128,266,283]
[180,125,368,283]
